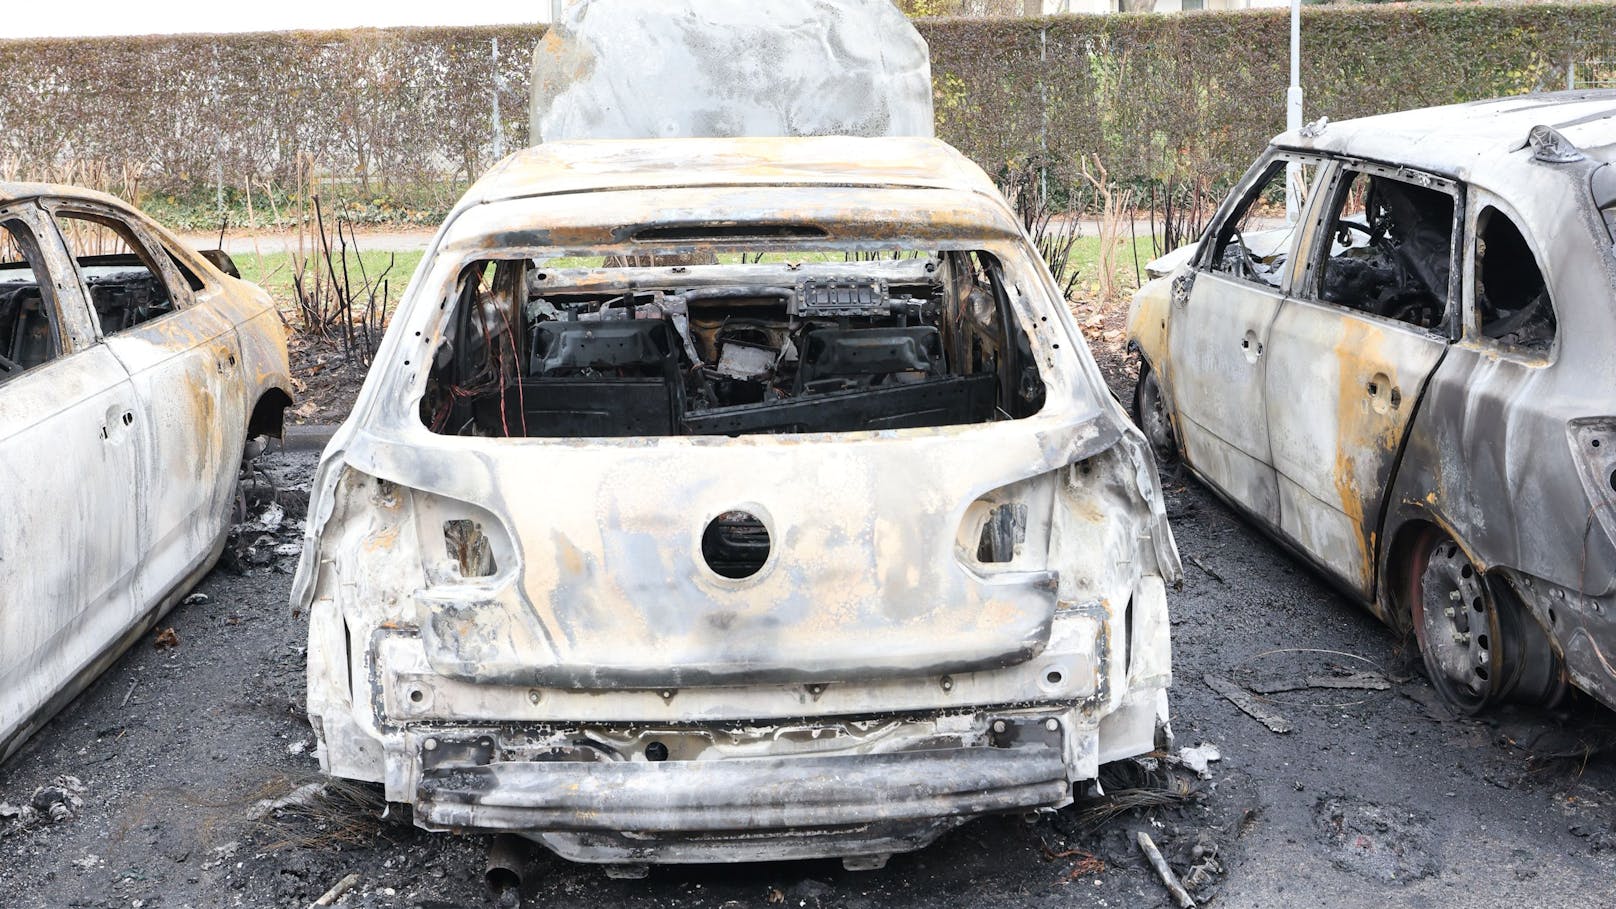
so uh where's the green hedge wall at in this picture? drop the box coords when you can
[927,3,1616,190]
[1,5,1612,199]
[0,26,540,194]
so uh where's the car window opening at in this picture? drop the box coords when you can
[1474,206,1556,351]
[1594,162,1616,240]
[55,212,183,334]
[0,219,63,380]
[1318,171,1454,332]
[1208,159,1317,290]
[420,249,1048,438]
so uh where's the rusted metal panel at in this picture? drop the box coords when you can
[1167,269,1285,525]
[530,0,933,143]
[1264,297,1447,596]
[415,741,1070,831]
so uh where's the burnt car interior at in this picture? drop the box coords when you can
[421,246,1047,438]
[1597,161,1616,240]
[1474,206,1557,351]
[1318,170,1454,332]
[0,220,61,378]
[54,212,194,334]
[1209,159,1317,288]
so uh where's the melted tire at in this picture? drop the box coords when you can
[1132,363,1178,466]
[1407,527,1567,714]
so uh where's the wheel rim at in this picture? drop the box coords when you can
[1414,538,1496,713]
[1137,371,1176,463]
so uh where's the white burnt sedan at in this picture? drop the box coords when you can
[0,184,292,762]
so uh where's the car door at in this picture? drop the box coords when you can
[1167,153,1322,524]
[1263,161,1457,596]
[0,204,145,760]
[45,202,246,605]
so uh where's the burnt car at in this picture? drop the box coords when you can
[0,183,293,762]
[292,135,1181,872]
[1129,91,1616,715]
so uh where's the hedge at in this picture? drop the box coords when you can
[0,4,1612,202]
[926,3,1616,191]
[0,26,538,195]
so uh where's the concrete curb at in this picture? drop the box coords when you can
[277,424,340,452]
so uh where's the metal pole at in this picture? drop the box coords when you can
[491,38,506,161]
[1039,26,1049,204]
[1284,0,1304,223]
[552,0,563,24]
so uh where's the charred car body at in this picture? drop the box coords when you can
[0,184,292,762]
[293,135,1179,870]
[1130,91,1616,714]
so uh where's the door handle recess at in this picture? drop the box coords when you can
[101,409,134,441]
[1367,375,1402,413]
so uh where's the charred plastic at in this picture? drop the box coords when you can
[421,252,1047,438]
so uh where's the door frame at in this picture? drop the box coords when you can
[1264,157,1463,597]
[0,202,150,762]
[1163,149,1330,522]
[38,197,245,614]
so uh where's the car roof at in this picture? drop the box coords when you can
[0,182,132,209]
[462,136,1002,206]
[1275,90,1616,183]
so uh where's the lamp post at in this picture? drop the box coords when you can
[491,38,506,161]
[1285,0,1304,222]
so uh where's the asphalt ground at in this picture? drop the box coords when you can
[2,446,1614,909]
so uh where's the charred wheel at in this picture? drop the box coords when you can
[1132,362,1177,465]
[1407,528,1565,714]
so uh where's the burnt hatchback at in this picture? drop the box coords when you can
[1130,91,1616,715]
[293,136,1179,872]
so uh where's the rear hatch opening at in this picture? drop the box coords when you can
[420,241,1047,439]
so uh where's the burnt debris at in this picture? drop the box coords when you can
[422,252,1046,439]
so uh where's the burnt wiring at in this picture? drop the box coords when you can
[420,251,1048,439]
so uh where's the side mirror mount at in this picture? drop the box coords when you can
[1171,271,1195,309]
[200,249,240,279]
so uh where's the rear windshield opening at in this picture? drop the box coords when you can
[420,248,1046,438]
